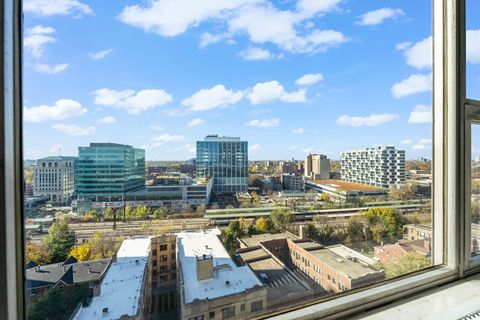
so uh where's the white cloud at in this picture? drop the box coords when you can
[119,1,251,36]
[398,37,432,69]
[152,134,186,143]
[249,143,262,154]
[89,49,114,60]
[295,73,324,86]
[24,25,56,59]
[408,104,432,124]
[467,29,480,64]
[173,144,196,153]
[51,124,95,136]
[149,125,164,131]
[400,139,413,145]
[24,99,87,123]
[292,128,305,134]
[246,118,280,128]
[92,88,172,114]
[239,47,274,61]
[356,8,404,26]
[391,73,432,98]
[31,63,68,74]
[336,113,399,127]
[182,84,244,111]
[97,116,116,124]
[187,118,206,127]
[248,80,307,105]
[24,0,92,16]
[412,138,432,150]
[119,0,347,54]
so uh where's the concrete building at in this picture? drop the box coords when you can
[74,143,145,202]
[281,173,305,191]
[177,230,267,320]
[72,237,152,320]
[196,135,248,195]
[374,239,431,264]
[304,154,330,180]
[33,156,76,204]
[237,234,383,296]
[403,224,433,241]
[147,235,177,318]
[341,146,405,188]
[305,180,387,202]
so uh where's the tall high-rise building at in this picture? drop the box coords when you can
[196,135,248,194]
[341,146,405,188]
[33,156,76,204]
[74,143,145,201]
[304,154,330,180]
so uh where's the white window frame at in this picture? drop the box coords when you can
[0,1,475,320]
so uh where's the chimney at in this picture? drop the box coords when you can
[88,266,92,273]
[63,265,67,272]
[196,254,213,281]
[299,225,305,239]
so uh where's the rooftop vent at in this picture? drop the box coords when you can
[225,281,230,286]
[102,307,108,315]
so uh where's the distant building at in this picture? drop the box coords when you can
[72,238,152,320]
[196,135,248,195]
[305,154,330,180]
[177,230,267,320]
[74,143,145,202]
[374,239,431,264]
[25,257,111,303]
[33,156,76,204]
[282,173,305,191]
[341,146,405,188]
[279,160,297,174]
[403,224,432,241]
[305,180,387,202]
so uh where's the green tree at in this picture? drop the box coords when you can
[363,208,402,244]
[383,252,431,278]
[88,231,123,259]
[271,209,293,232]
[28,288,67,320]
[88,209,102,222]
[125,204,133,220]
[152,208,166,219]
[43,221,76,263]
[226,220,245,238]
[345,216,366,244]
[304,223,318,239]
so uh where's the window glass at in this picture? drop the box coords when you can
[22,1,433,319]
[471,123,480,255]
[466,0,480,100]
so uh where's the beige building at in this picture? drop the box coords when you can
[177,230,267,320]
[305,154,330,180]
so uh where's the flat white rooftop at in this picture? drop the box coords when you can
[178,229,262,304]
[73,237,151,320]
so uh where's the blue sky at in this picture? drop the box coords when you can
[21,0,480,161]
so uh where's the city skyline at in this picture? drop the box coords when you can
[22,1,479,161]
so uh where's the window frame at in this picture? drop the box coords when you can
[0,1,475,320]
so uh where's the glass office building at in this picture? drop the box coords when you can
[196,135,248,194]
[74,143,145,201]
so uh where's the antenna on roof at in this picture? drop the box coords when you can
[58,145,62,156]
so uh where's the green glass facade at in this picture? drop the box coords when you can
[196,136,248,194]
[74,143,145,201]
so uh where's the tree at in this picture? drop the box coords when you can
[152,208,166,219]
[363,208,402,244]
[251,191,260,203]
[69,243,91,261]
[345,216,366,244]
[25,242,50,265]
[87,210,102,222]
[28,288,67,320]
[304,223,318,239]
[271,209,293,232]
[43,221,76,263]
[255,217,274,233]
[196,203,206,215]
[104,207,114,220]
[320,193,330,203]
[135,205,149,219]
[226,220,245,239]
[125,204,133,220]
[383,252,431,278]
[88,231,123,260]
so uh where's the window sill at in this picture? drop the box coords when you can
[266,267,457,320]
[354,272,480,319]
